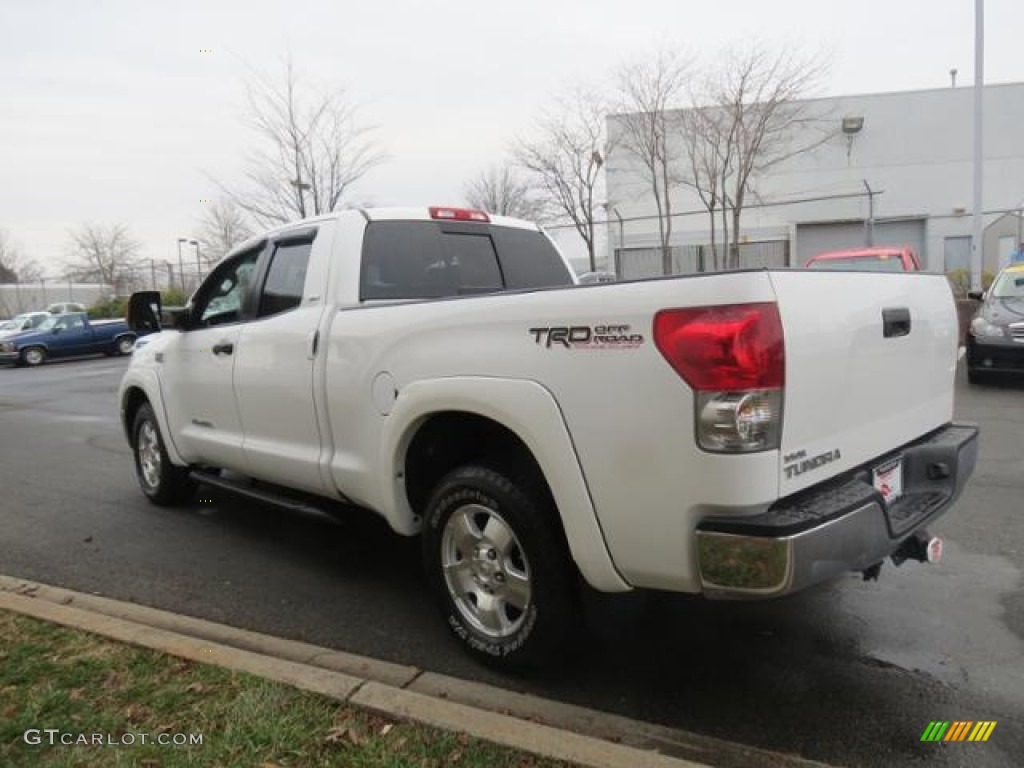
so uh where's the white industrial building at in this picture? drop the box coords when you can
[602,82,1024,278]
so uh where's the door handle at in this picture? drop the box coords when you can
[211,342,234,356]
[307,329,320,360]
[882,307,911,338]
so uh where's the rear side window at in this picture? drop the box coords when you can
[361,221,571,300]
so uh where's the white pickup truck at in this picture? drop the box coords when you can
[119,207,978,668]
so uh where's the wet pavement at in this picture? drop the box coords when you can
[0,356,1021,766]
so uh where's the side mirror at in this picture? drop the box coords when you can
[51,327,63,335]
[162,306,192,331]
[127,291,163,332]
[966,290,984,301]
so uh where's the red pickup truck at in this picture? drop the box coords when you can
[804,246,922,272]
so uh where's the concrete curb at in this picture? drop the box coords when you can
[0,575,833,768]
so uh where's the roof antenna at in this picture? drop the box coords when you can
[950,68,958,87]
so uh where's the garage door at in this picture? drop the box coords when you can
[796,219,926,267]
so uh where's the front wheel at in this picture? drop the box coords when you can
[132,403,196,506]
[20,346,46,367]
[422,464,579,670]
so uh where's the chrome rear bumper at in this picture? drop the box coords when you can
[696,423,979,597]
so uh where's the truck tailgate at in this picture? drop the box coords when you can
[769,271,958,497]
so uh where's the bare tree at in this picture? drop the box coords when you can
[0,230,43,283]
[515,88,613,274]
[196,200,255,266]
[463,164,548,221]
[613,51,693,275]
[706,45,829,269]
[220,58,386,227]
[65,224,141,288]
[677,102,733,271]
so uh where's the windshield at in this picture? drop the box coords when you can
[807,256,905,272]
[990,270,1024,299]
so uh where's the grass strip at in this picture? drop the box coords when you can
[0,610,573,767]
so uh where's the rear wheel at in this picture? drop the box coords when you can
[20,346,45,367]
[422,464,579,670]
[132,403,196,506]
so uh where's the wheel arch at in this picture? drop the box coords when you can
[119,373,187,467]
[20,342,49,356]
[380,377,629,592]
[404,412,550,523]
[121,385,150,442]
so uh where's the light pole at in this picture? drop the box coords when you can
[971,0,984,291]
[188,239,201,281]
[612,207,625,274]
[176,238,187,293]
[178,237,202,291]
[863,180,876,246]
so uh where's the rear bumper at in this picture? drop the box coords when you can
[696,423,979,598]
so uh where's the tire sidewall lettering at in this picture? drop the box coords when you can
[429,482,538,659]
[427,487,499,531]
[447,605,538,657]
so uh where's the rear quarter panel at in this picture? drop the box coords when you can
[324,272,783,592]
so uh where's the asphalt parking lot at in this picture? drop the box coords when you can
[0,356,1021,767]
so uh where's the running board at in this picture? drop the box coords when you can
[189,469,357,520]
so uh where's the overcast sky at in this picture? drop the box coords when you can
[2,0,1023,276]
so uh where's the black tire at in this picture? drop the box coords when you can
[20,346,46,367]
[967,367,989,385]
[115,335,136,356]
[131,403,196,506]
[422,464,579,671]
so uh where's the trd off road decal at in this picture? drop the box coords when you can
[529,324,644,349]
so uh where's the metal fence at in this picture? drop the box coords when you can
[118,261,210,297]
[615,240,791,280]
[0,282,114,318]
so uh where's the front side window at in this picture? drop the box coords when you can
[195,248,261,326]
[258,241,312,317]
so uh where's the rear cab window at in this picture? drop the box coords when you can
[360,221,572,301]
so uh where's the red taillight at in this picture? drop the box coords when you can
[653,303,785,391]
[429,206,490,223]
